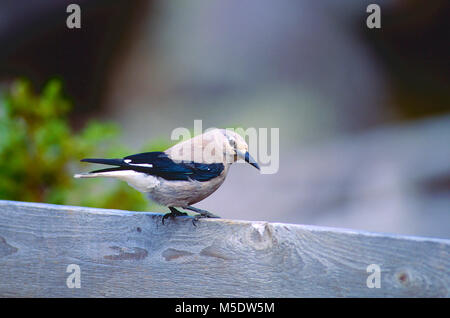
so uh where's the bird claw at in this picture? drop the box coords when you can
[192,215,200,226]
[162,207,220,226]
[199,211,221,219]
[161,209,188,225]
[191,211,220,226]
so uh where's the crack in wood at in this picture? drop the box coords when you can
[0,236,18,258]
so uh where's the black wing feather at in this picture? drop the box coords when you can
[82,151,224,182]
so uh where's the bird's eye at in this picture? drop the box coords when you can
[229,139,236,148]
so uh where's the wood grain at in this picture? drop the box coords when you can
[0,200,448,297]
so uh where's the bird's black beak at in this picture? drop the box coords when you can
[245,151,260,170]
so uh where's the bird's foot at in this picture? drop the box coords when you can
[184,206,220,226]
[162,207,188,225]
[197,210,221,219]
[185,205,221,218]
[191,213,218,226]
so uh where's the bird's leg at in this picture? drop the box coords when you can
[162,207,188,224]
[184,206,221,219]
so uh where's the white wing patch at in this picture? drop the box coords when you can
[129,163,153,168]
[123,159,153,168]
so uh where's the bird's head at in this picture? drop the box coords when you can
[221,130,260,170]
[167,128,260,170]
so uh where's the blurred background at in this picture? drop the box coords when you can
[0,0,449,238]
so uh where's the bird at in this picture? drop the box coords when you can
[74,129,260,224]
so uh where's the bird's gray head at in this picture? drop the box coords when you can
[166,128,260,170]
[220,129,260,170]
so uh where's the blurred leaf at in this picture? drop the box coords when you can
[0,78,154,212]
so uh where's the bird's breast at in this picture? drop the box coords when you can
[147,170,228,207]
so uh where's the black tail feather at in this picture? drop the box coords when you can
[90,166,130,174]
[81,158,124,166]
[81,157,154,174]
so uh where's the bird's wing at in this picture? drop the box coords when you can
[83,152,224,182]
[124,152,224,182]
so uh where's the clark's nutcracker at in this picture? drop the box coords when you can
[74,129,260,223]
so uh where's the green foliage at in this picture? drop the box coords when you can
[0,78,161,211]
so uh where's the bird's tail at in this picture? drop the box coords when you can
[80,158,124,166]
[74,158,128,179]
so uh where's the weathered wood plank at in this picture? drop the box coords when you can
[0,200,448,297]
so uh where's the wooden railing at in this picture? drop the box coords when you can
[0,200,448,297]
